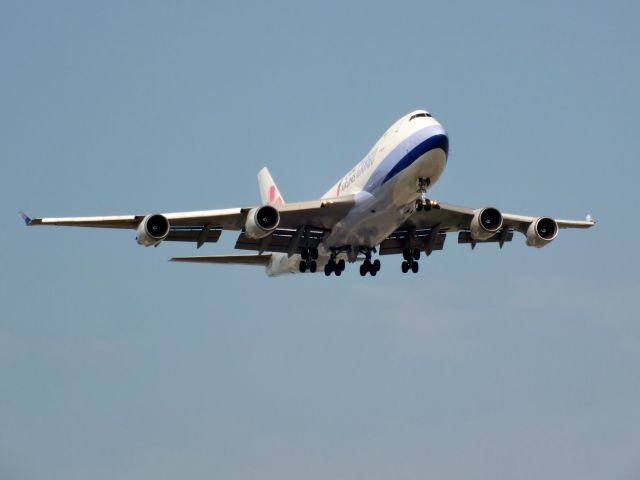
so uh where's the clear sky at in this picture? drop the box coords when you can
[1,1,639,479]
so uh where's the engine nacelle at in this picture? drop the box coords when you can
[245,205,280,239]
[470,207,503,241]
[136,214,170,246]
[526,217,558,248]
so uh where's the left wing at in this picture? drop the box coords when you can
[19,195,356,249]
[380,201,595,255]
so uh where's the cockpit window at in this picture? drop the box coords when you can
[409,112,432,121]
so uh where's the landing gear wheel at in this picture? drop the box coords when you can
[309,261,317,273]
[299,260,307,273]
[413,248,421,261]
[334,268,342,276]
[337,259,345,271]
[310,248,319,260]
[372,259,381,272]
[401,261,409,273]
[360,264,367,276]
[411,261,419,273]
[324,264,332,276]
[416,201,423,211]
[300,247,309,260]
[402,249,412,261]
[370,268,377,277]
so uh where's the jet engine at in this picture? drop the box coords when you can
[245,205,280,239]
[136,214,170,246]
[526,217,558,248]
[470,207,503,241]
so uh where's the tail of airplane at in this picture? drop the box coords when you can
[258,167,285,206]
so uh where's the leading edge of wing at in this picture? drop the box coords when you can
[18,208,245,230]
[501,212,596,230]
[170,254,272,266]
[18,211,140,228]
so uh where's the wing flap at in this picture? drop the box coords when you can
[379,228,447,255]
[170,254,272,266]
[234,227,327,254]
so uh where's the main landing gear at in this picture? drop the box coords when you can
[299,247,319,273]
[359,249,381,276]
[401,248,420,274]
[324,257,346,276]
[360,258,381,276]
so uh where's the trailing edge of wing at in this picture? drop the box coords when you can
[170,254,272,266]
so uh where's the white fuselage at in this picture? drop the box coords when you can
[267,110,449,275]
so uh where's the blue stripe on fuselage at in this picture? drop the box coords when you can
[363,126,449,193]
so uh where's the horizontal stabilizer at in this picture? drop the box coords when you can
[170,254,272,266]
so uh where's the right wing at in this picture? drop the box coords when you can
[379,201,595,255]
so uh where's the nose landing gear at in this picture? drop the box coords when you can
[415,177,440,211]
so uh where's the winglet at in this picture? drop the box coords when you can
[586,214,596,224]
[18,211,33,226]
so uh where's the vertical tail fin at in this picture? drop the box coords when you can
[257,167,285,206]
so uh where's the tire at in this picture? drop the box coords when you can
[370,268,377,277]
[413,248,421,261]
[310,248,319,260]
[337,259,345,271]
[373,259,381,271]
[360,264,367,276]
[335,268,342,277]
[411,261,419,273]
[401,261,409,273]
[309,261,317,273]
[300,247,309,260]
[324,264,332,276]
[299,260,307,273]
[402,249,411,261]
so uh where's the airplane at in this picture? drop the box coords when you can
[19,109,595,277]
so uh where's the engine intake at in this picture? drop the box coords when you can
[470,207,503,241]
[526,217,558,248]
[136,214,170,246]
[245,205,280,239]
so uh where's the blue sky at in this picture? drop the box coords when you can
[1,1,639,479]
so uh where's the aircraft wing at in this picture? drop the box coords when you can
[379,201,595,255]
[402,201,595,231]
[19,195,356,248]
